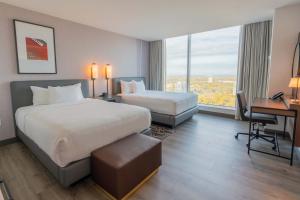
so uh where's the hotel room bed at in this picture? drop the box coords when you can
[10,79,151,187]
[112,77,199,128]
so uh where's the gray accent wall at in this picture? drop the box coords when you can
[0,3,149,141]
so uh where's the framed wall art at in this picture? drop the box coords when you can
[14,19,57,74]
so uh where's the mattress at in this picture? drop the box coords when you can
[15,98,151,167]
[118,90,198,115]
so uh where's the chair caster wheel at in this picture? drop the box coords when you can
[235,135,238,139]
[272,146,277,151]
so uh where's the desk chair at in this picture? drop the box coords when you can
[235,91,278,150]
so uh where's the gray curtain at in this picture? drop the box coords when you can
[235,20,272,119]
[149,40,163,90]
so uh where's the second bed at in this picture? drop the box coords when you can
[112,77,199,127]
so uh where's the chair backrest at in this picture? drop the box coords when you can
[237,91,248,121]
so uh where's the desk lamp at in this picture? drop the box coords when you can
[289,76,300,103]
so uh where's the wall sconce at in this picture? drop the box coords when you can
[105,64,112,96]
[91,62,98,98]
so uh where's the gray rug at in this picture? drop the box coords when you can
[143,124,174,140]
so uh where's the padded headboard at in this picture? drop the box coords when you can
[10,79,89,114]
[111,77,145,95]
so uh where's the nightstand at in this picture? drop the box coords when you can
[96,96,120,103]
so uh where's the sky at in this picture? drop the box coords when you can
[166,26,240,76]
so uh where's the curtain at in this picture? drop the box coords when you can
[235,20,272,119]
[149,40,164,90]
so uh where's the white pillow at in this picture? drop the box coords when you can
[120,80,133,94]
[30,86,49,105]
[132,80,146,93]
[48,83,84,104]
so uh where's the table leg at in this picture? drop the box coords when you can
[248,108,253,154]
[290,111,297,166]
[283,116,287,139]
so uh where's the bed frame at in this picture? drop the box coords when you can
[112,77,199,128]
[10,79,150,187]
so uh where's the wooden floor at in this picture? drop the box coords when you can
[1,113,300,200]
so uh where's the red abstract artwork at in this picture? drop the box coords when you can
[25,37,48,60]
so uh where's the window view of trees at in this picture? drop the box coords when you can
[165,26,240,107]
[165,35,188,92]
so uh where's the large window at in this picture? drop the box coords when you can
[165,36,188,92]
[165,26,240,107]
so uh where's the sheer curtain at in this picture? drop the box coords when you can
[149,40,164,90]
[235,20,272,119]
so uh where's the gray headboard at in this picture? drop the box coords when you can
[10,79,89,114]
[111,77,145,95]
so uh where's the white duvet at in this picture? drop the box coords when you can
[118,90,198,115]
[15,99,151,167]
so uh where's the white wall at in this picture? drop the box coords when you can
[268,3,300,96]
[268,4,300,142]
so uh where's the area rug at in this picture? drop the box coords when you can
[143,124,174,140]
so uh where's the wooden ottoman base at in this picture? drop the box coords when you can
[91,133,162,200]
[98,168,159,200]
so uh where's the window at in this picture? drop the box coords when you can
[190,26,240,107]
[165,35,188,92]
[165,26,240,108]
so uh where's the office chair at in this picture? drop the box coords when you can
[235,91,279,150]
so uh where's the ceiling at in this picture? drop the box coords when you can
[2,0,300,41]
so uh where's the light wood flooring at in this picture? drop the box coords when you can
[1,113,300,200]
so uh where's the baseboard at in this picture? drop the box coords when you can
[198,110,235,119]
[0,137,17,147]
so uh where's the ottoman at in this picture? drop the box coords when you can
[91,133,162,200]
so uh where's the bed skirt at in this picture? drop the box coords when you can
[151,106,199,128]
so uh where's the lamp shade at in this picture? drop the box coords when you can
[105,64,112,79]
[91,63,98,79]
[288,77,300,88]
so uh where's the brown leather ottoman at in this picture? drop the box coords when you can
[91,133,162,200]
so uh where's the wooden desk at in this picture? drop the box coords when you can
[248,98,297,165]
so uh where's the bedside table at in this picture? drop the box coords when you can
[96,96,120,103]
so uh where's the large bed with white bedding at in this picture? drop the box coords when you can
[10,79,151,187]
[16,99,151,167]
[112,77,199,127]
